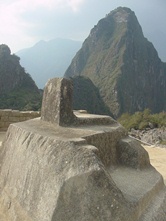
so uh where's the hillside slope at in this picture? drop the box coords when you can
[0,44,42,110]
[65,7,166,117]
[72,76,112,116]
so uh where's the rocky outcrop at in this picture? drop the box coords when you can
[65,7,166,117]
[72,76,112,116]
[0,78,165,221]
[0,44,42,110]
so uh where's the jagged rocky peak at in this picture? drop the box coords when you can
[65,7,166,117]
[112,7,130,23]
[108,7,140,25]
[0,44,11,57]
[0,44,35,92]
[0,44,42,110]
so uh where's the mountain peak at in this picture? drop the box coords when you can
[107,7,132,21]
[65,7,166,117]
[0,44,11,57]
[0,44,42,110]
[16,38,82,88]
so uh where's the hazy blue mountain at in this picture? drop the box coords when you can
[16,38,82,89]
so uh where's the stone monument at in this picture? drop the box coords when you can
[0,78,165,221]
[41,78,76,126]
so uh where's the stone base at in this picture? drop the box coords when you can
[0,113,165,221]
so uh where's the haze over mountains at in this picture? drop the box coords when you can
[65,7,166,117]
[1,7,165,117]
[16,38,82,89]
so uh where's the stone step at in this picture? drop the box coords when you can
[138,188,166,221]
[110,167,166,220]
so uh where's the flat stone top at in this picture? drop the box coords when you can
[12,116,123,141]
[110,166,164,202]
[41,78,115,127]
[74,111,111,119]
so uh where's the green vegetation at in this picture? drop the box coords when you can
[160,140,166,145]
[0,44,42,111]
[118,109,166,131]
[0,88,42,111]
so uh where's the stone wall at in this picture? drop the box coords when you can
[0,109,40,131]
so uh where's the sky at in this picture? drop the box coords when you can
[0,0,165,60]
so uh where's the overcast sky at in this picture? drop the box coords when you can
[0,0,165,60]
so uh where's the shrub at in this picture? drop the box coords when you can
[118,109,166,131]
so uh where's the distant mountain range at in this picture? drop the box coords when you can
[2,7,165,116]
[16,38,82,89]
[65,7,166,117]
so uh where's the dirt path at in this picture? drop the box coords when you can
[143,145,166,184]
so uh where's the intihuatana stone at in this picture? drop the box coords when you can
[41,78,76,126]
[0,78,166,221]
